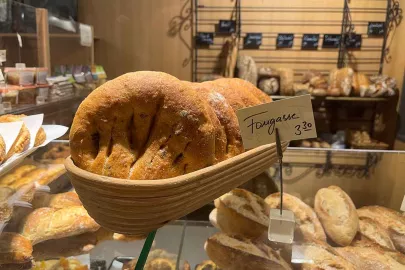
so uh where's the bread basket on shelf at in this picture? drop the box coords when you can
[65,142,287,235]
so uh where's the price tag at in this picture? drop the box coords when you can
[196,32,214,45]
[79,23,93,47]
[0,50,6,63]
[236,95,317,149]
[218,20,236,33]
[268,209,295,243]
[277,33,294,48]
[302,34,319,50]
[244,33,262,49]
[368,22,385,36]
[291,244,314,264]
[322,34,341,48]
[345,34,362,49]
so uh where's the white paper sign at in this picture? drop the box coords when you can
[0,50,6,63]
[79,23,93,47]
[236,95,317,149]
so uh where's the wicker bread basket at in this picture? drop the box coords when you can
[65,142,287,235]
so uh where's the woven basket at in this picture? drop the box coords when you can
[65,142,287,235]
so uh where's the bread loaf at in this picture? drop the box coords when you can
[358,216,395,250]
[352,72,370,97]
[195,260,221,270]
[236,55,258,86]
[358,206,405,253]
[329,67,354,96]
[122,249,190,270]
[314,186,358,246]
[205,233,292,270]
[277,68,294,96]
[214,189,269,238]
[33,258,87,270]
[70,71,219,180]
[20,206,100,244]
[32,191,82,209]
[0,165,37,186]
[0,233,32,264]
[265,192,326,241]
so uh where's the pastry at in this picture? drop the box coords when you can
[33,258,88,270]
[32,191,82,209]
[0,165,37,186]
[0,186,15,201]
[265,192,326,241]
[20,206,100,244]
[0,233,33,264]
[352,72,370,97]
[9,168,48,189]
[41,144,70,160]
[358,206,405,253]
[70,71,218,180]
[336,246,405,269]
[329,67,354,96]
[34,127,46,147]
[122,249,190,270]
[189,83,243,158]
[314,186,359,246]
[358,216,395,250]
[0,135,5,164]
[259,77,279,95]
[214,189,269,238]
[195,260,221,270]
[0,201,13,223]
[0,115,31,159]
[277,68,294,96]
[205,233,292,270]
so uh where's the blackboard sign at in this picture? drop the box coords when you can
[218,20,236,33]
[196,32,214,45]
[302,34,320,49]
[244,33,262,49]
[368,22,385,36]
[322,34,341,48]
[345,34,362,49]
[276,33,294,48]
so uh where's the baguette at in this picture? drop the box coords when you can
[0,165,37,187]
[32,191,82,209]
[314,186,358,246]
[358,216,395,250]
[214,189,269,238]
[265,192,326,241]
[358,206,405,253]
[0,233,32,264]
[205,233,292,270]
[20,206,100,244]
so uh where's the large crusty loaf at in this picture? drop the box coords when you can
[314,186,359,246]
[32,191,82,209]
[20,206,100,245]
[358,206,405,253]
[0,233,32,264]
[70,71,219,180]
[296,239,355,270]
[358,216,395,250]
[188,82,244,158]
[213,188,269,238]
[265,192,326,241]
[336,246,405,270]
[205,233,292,270]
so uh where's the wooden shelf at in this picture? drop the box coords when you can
[271,95,389,102]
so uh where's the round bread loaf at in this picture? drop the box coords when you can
[70,71,218,180]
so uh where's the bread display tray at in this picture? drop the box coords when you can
[65,142,287,235]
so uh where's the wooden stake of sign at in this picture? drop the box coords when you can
[35,8,51,75]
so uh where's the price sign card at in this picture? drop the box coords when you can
[236,95,317,149]
[368,22,385,36]
[322,34,341,48]
[196,32,214,45]
[218,20,236,33]
[302,34,319,50]
[345,34,362,49]
[244,33,262,49]
[277,33,294,48]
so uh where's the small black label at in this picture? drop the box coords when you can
[276,33,294,48]
[244,33,262,49]
[302,34,319,49]
[368,22,385,36]
[196,32,214,45]
[218,20,236,33]
[322,34,341,48]
[345,34,362,49]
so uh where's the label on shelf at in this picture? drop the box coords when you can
[196,32,214,45]
[236,95,317,149]
[244,33,262,49]
[0,50,6,63]
[368,22,385,36]
[79,23,93,47]
[276,33,294,48]
[345,34,362,49]
[268,209,295,244]
[322,34,341,48]
[218,20,236,33]
[302,34,319,50]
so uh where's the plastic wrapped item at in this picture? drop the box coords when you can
[5,67,35,86]
[18,86,36,104]
[0,85,18,105]
[35,68,48,85]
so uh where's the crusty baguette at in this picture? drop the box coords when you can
[0,165,37,187]
[336,246,405,270]
[314,186,358,246]
[358,216,395,250]
[358,206,405,253]
[32,191,82,209]
[0,233,32,264]
[265,192,326,241]
[20,206,100,245]
[205,233,292,270]
[214,189,269,238]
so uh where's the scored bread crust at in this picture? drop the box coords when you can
[0,115,31,160]
[188,82,244,158]
[0,134,5,164]
[32,191,82,209]
[0,232,33,264]
[314,186,358,246]
[70,71,218,180]
[358,216,395,250]
[205,233,292,270]
[218,77,272,104]
[20,206,100,245]
[0,165,37,186]
[265,192,326,242]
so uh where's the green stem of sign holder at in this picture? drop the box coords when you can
[134,230,157,270]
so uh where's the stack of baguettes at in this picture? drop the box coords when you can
[69,71,272,180]
[206,187,405,270]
